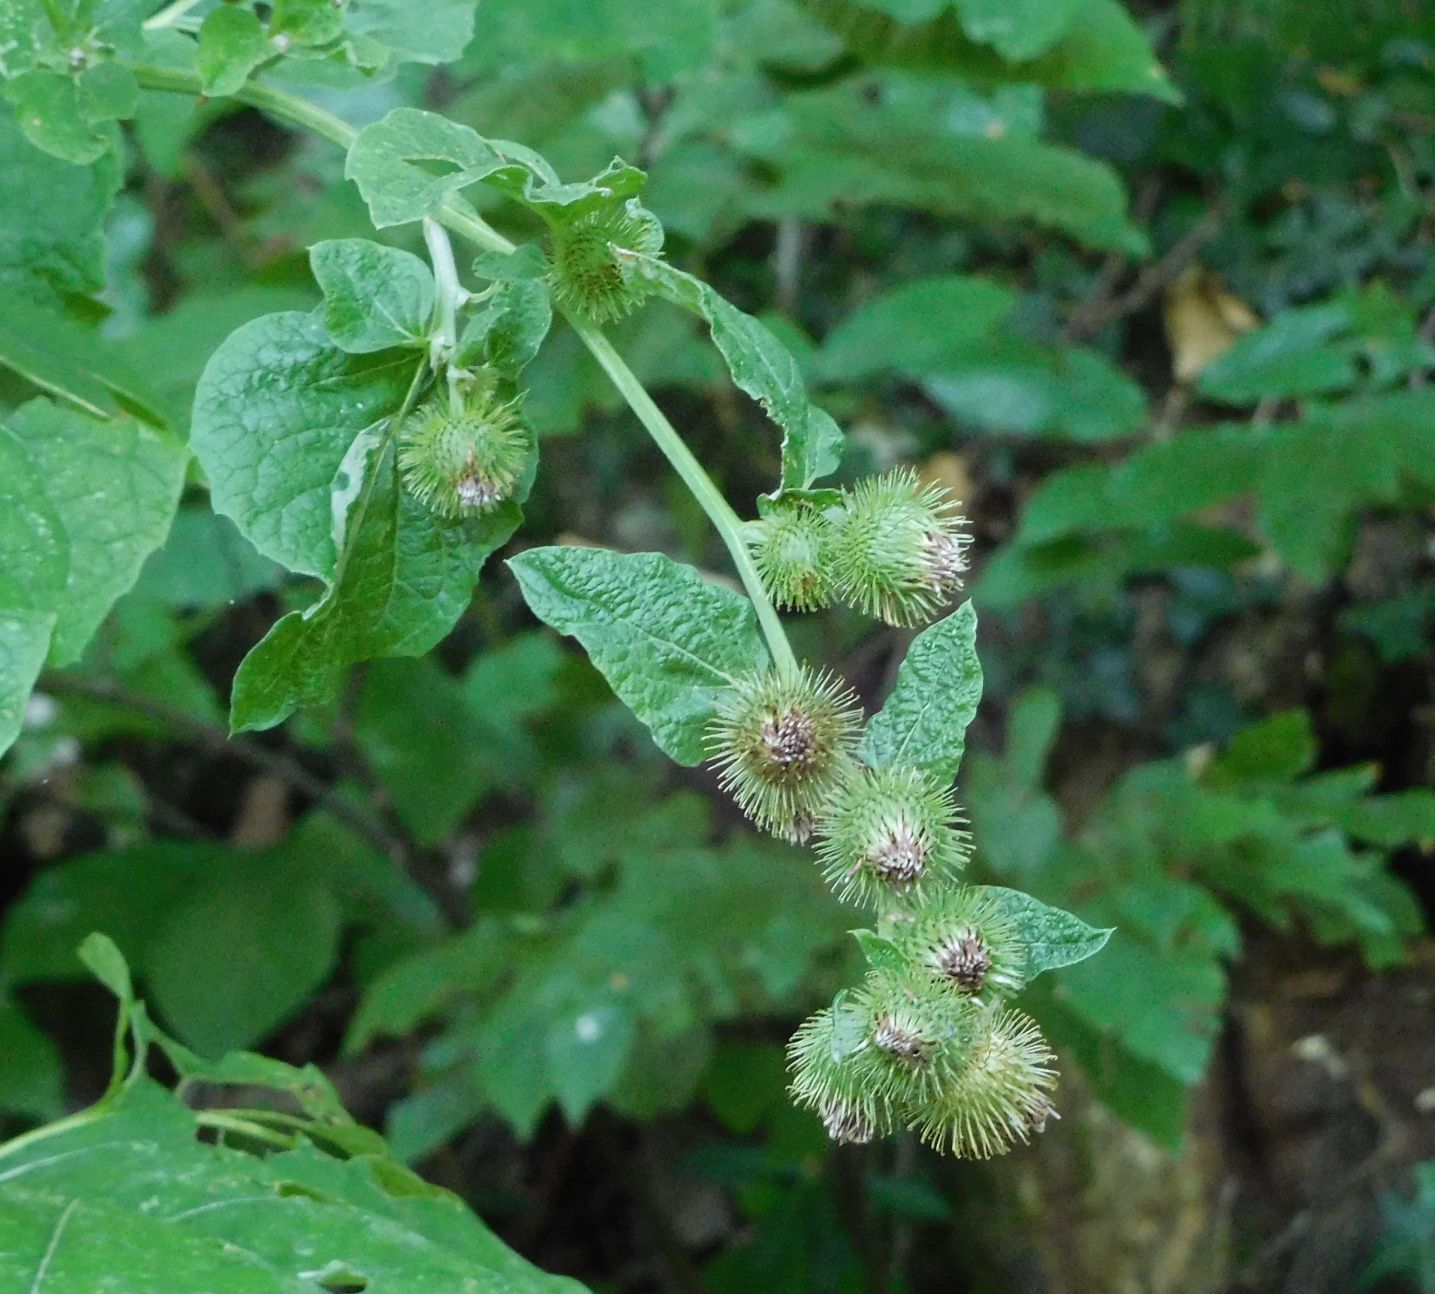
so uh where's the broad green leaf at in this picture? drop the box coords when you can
[144,862,342,1056]
[196,6,274,97]
[3,399,187,664]
[545,1001,637,1122]
[190,310,415,577]
[801,0,1178,100]
[0,1079,589,1293]
[0,103,119,305]
[0,293,170,423]
[508,546,769,765]
[345,0,479,64]
[270,0,345,44]
[0,610,54,757]
[1056,929,1224,1085]
[924,340,1146,442]
[1211,710,1317,783]
[0,998,62,1120]
[953,0,1082,60]
[456,279,553,377]
[0,429,67,613]
[472,244,547,281]
[861,602,983,782]
[310,238,435,354]
[730,74,1146,253]
[1,843,235,985]
[633,257,843,492]
[229,427,527,731]
[1197,301,1360,403]
[345,107,644,228]
[982,886,1112,977]
[4,68,112,163]
[818,274,1016,381]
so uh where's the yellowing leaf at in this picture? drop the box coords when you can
[1163,267,1259,383]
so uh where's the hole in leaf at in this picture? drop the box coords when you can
[301,1260,370,1292]
[403,156,464,179]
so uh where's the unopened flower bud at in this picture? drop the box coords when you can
[904,888,1027,1001]
[398,388,529,519]
[548,202,661,324]
[830,468,970,626]
[910,1008,1058,1159]
[787,1005,892,1145]
[746,506,836,612]
[707,665,860,841]
[816,765,968,907]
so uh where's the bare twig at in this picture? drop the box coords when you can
[1065,196,1227,343]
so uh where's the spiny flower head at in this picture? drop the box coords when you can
[903,887,1027,1001]
[548,201,662,324]
[853,966,980,1104]
[745,506,836,613]
[397,389,529,519]
[830,467,971,626]
[707,665,860,842]
[787,1003,893,1145]
[816,764,969,907]
[909,1007,1058,1159]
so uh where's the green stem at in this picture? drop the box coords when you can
[143,0,206,29]
[125,63,797,675]
[568,318,798,673]
[422,217,465,412]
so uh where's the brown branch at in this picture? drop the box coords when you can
[1064,197,1228,343]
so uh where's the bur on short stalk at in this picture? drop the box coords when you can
[910,1007,1058,1159]
[398,387,529,518]
[830,467,971,627]
[904,887,1027,1001]
[548,202,662,324]
[707,665,860,842]
[745,505,836,612]
[816,765,969,907]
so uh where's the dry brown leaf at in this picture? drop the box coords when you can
[1162,266,1260,383]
